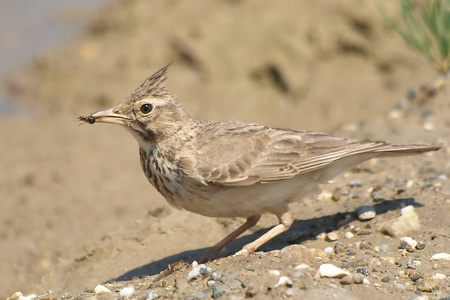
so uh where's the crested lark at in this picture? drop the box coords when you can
[80,64,439,262]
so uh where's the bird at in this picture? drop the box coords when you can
[79,64,439,263]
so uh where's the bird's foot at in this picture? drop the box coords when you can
[233,245,255,257]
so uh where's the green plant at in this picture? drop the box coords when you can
[381,0,450,74]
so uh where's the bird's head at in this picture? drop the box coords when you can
[81,64,191,144]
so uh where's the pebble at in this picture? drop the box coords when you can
[370,192,385,202]
[395,283,406,290]
[423,122,434,131]
[316,263,351,278]
[187,264,212,282]
[339,275,353,285]
[325,232,338,242]
[381,275,390,283]
[94,284,111,294]
[432,273,446,280]
[120,286,135,297]
[430,253,450,261]
[324,246,333,256]
[316,232,327,240]
[355,205,376,220]
[356,267,370,276]
[417,279,439,292]
[18,297,32,300]
[379,244,389,252]
[294,263,310,271]
[347,181,363,188]
[409,274,422,282]
[275,276,293,287]
[350,259,368,268]
[334,242,346,255]
[269,270,281,276]
[358,241,371,250]
[212,286,225,298]
[210,271,222,281]
[352,273,365,284]
[293,263,311,278]
[370,257,381,267]
[346,249,355,256]
[61,292,71,299]
[399,237,418,252]
[379,205,420,237]
[195,291,208,299]
[7,292,23,300]
[344,232,354,239]
[278,244,314,265]
[398,270,408,279]
[317,190,333,201]
[407,258,421,269]
[415,241,426,250]
[142,291,158,300]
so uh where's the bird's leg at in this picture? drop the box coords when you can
[234,211,294,256]
[199,215,261,263]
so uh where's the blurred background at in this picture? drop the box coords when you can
[0,0,444,298]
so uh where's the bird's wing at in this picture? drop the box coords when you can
[192,121,386,186]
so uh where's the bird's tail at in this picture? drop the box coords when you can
[373,144,440,157]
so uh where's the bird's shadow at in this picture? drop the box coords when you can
[107,197,421,283]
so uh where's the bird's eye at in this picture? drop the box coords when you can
[140,103,153,114]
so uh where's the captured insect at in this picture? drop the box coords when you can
[78,115,96,124]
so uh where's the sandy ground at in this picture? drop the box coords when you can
[1,0,449,299]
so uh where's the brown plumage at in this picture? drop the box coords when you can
[81,64,439,262]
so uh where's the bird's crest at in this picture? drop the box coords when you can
[125,63,172,102]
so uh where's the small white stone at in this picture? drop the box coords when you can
[399,237,418,252]
[316,232,327,240]
[355,206,376,220]
[119,286,134,297]
[18,296,32,300]
[401,205,414,215]
[316,263,351,278]
[345,232,354,239]
[142,291,158,300]
[294,263,310,270]
[432,273,447,280]
[324,247,333,256]
[388,110,401,120]
[363,278,370,285]
[430,253,450,261]
[94,285,111,294]
[293,263,311,278]
[275,276,293,287]
[325,232,338,242]
[269,270,281,276]
[207,280,215,286]
[379,244,389,252]
[380,205,420,237]
[8,292,23,300]
[317,190,333,201]
[191,260,199,268]
[423,122,434,131]
[187,264,212,282]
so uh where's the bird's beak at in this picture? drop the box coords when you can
[81,108,130,125]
